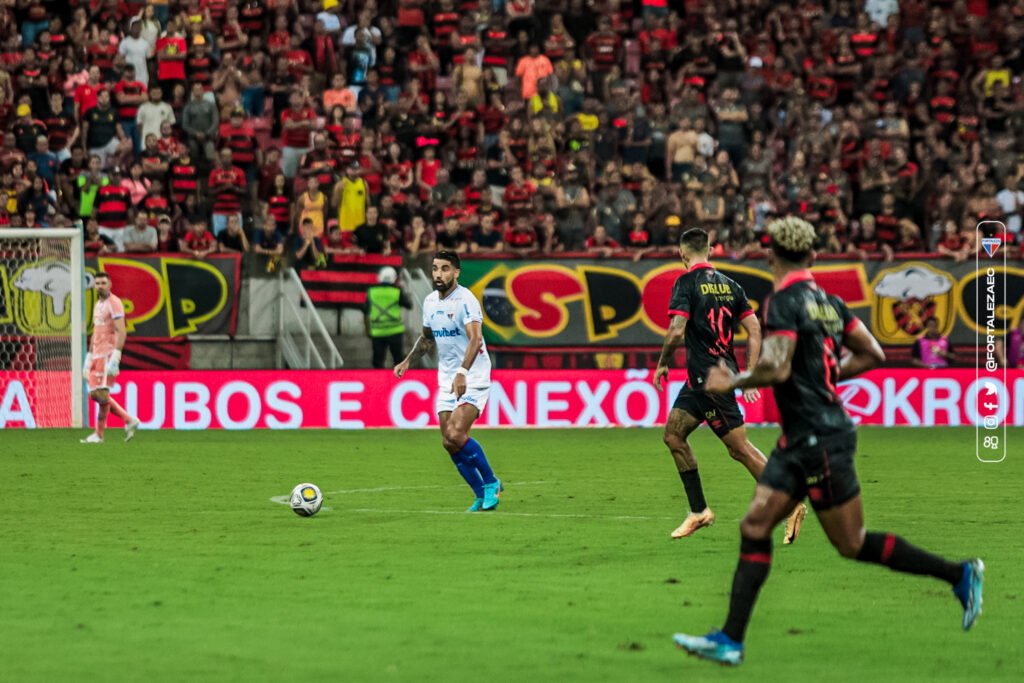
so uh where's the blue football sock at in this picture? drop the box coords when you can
[450,453,485,498]
[458,437,497,485]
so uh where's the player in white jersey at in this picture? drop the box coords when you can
[80,272,140,443]
[394,251,503,512]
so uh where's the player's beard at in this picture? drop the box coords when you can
[434,275,456,295]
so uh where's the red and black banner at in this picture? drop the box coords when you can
[300,254,402,307]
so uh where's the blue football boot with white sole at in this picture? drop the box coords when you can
[953,558,984,630]
[673,629,744,666]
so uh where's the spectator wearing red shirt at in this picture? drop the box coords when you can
[87,28,119,81]
[503,166,537,220]
[504,214,539,255]
[155,27,188,93]
[95,166,132,250]
[585,16,623,88]
[847,214,893,261]
[218,107,260,187]
[113,66,146,157]
[397,0,426,45]
[280,90,316,179]
[506,0,535,42]
[415,144,441,202]
[284,34,314,83]
[168,148,198,207]
[84,217,114,254]
[625,212,655,260]
[586,224,621,257]
[267,12,290,57]
[936,220,970,262]
[408,35,440,95]
[208,148,246,236]
[299,132,339,191]
[310,19,337,81]
[73,65,105,121]
[182,218,217,259]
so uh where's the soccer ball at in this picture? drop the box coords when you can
[290,483,323,517]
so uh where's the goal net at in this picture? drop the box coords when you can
[0,229,85,428]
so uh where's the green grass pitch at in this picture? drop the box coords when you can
[1,426,1021,682]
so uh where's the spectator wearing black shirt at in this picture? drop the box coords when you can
[11,104,46,155]
[292,217,326,269]
[470,213,504,253]
[435,215,469,253]
[353,206,391,255]
[82,90,128,170]
[218,214,251,254]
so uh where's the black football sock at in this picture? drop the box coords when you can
[856,531,963,585]
[679,469,708,512]
[721,536,772,643]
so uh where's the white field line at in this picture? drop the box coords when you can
[349,508,678,521]
[269,480,556,505]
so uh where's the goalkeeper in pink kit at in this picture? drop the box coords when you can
[81,271,140,443]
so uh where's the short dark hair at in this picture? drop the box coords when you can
[679,227,709,254]
[434,250,461,269]
[94,272,111,281]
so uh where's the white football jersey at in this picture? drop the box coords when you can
[422,285,491,388]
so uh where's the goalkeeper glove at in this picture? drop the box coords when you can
[83,353,92,375]
[106,350,121,377]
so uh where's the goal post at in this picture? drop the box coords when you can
[0,228,86,428]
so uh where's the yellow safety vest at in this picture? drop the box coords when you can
[366,285,404,337]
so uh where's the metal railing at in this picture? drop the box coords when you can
[277,268,344,369]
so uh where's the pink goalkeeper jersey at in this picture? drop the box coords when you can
[90,294,125,356]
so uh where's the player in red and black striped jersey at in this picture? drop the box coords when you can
[654,228,805,541]
[847,213,894,260]
[674,217,983,665]
[218,107,259,185]
[44,92,75,160]
[96,174,131,229]
[585,16,623,75]
[169,150,199,206]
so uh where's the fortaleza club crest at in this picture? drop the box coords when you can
[981,238,1001,258]
[871,265,954,341]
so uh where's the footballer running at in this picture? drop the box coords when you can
[655,228,807,542]
[81,271,140,444]
[672,216,983,666]
[394,251,503,511]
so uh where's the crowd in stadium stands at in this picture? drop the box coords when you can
[0,0,1022,264]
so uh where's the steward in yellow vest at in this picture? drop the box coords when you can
[363,266,412,368]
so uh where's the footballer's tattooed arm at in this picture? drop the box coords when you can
[705,333,796,393]
[394,326,436,378]
[654,314,688,391]
[839,319,886,380]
